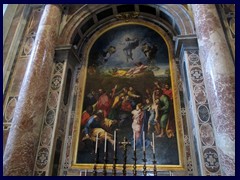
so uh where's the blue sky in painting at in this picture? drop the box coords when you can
[89,24,169,71]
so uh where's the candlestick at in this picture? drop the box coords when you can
[152,152,157,176]
[103,132,108,177]
[143,150,147,176]
[142,131,147,176]
[85,169,87,176]
[112,153,117,176]
[114,130,116,151]
[104,132,107,152]
[132,146,137,176]
[143,131,145,152]
[103,152,107,176]
[79,171,82,176]
[93,153,98,176]
[95,133,98,154]
[112,131,117,176]
[93,134,98,176]
[152,132,155,154]
[133,131,136,151]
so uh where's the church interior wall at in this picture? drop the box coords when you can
[3,4,235,176]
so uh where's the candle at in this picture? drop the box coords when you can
[133,131,136,151]
[152,132,155,154]
[95,133,98,154]
[79,171,82,176]
[114,130,116,151]
[85,169,87,176]
[143,131,145,152]
[104,132,107,152]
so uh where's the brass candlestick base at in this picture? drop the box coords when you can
[112,154,117,176]
[152,153,157,176]
[93,153,98,176]
[102,152,107,176]
[132,150,137,176]
[142,151,147,176]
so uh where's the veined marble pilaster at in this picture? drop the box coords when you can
[191,4,235,176]
[3,4,62,176]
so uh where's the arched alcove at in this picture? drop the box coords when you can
[56,5,197,176]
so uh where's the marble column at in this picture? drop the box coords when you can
[191,4,235,176]
[3,4,62,176]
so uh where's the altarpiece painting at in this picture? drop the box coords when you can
[73,24,184,172]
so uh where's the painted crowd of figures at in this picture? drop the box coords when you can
[79,81,175,150]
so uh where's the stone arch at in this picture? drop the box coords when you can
[58,4,195,46]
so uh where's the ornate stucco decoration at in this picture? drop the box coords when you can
[116,12,139,22]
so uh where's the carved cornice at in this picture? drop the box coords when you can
[174,34,198,58]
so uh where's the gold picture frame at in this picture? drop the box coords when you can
[70,20,185,173]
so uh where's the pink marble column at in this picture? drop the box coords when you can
[3,5,62,176]
[191,4,235,176]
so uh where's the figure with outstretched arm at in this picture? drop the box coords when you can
[122,37,139,62]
